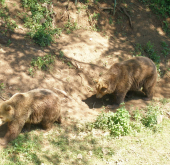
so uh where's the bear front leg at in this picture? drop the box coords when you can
[106,92,126,109]
[0,121,25,146]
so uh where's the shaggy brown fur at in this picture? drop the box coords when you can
[0,89,61,145]
[96,56,157,108]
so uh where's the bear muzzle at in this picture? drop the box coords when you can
[96,93,104,99]
[0,118,5,126]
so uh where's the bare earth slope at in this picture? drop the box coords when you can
[0,0,170,134]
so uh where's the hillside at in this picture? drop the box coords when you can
[0,0,170,164]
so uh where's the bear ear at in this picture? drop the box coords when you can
[5,105,12,111]
[102,83,108,89]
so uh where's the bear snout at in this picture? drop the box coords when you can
[96,93,103,99]
[0,118,5,126]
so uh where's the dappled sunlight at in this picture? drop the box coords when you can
[157,27,166,36]
[0,0,169,121]
[0,1,170,164]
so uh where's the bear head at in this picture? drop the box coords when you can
[0,103,15,126]
[96,76,117,98]
[95,63,120,98]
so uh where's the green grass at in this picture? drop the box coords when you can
[2,132,42,165]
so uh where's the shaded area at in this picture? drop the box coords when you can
[83,91,147,110]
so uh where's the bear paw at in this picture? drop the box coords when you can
[0,138,7,146]
[106,104,119,109]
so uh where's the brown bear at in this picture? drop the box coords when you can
[96,56,157,109]
[0,89,61,145]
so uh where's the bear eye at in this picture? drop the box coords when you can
[101,87,107,92]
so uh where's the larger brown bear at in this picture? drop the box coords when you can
[0,89,61,145]
[96,56,157,108]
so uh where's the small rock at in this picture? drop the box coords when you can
[77,153,83,159]
[157,115,163,124]
[88,151,93,156]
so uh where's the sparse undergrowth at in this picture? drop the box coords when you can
[0,3,18,34]
[22,0,62,46]
[91,103,163,137]
[92,105,132,137]
[28,54,55,77]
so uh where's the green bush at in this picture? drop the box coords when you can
[33,27,53,47]
[22,0,62,46]
[93,105,132,137]
[141,105,160,128]
[144,41,160,64]
[31,54,55,71]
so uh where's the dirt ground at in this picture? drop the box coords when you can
[0,0,170,137]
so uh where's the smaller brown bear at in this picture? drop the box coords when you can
[0,89,61,145]
[96,56,157,109]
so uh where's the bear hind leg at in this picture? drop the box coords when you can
[56,115,62,124]
[42,122,53,130]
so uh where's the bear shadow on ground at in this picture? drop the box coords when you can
[0,124,7,138]
[82,91,147,110]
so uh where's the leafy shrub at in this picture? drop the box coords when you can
[161,41,170,58]
[0,0,5,5]
[141,105,160,128]
[93,105,132,137]
[33,27,53,47]
[140,0,170,17]
[28,54,55,76]
[22,0,62,46]
[64,20,78,34]
[144,41,160,64]
[31,54,55,71]
[0,83,5,90]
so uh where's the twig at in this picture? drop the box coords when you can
[113,0,117,15]
[99,7,114,10]
[51,50,79,69]
[86,10,92,26]
[60,11,67,20]
[78,73,83,85]
[120,7,133,29]
[53,88,73,101]
[166,73,170,79]
[0,96,6,101]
